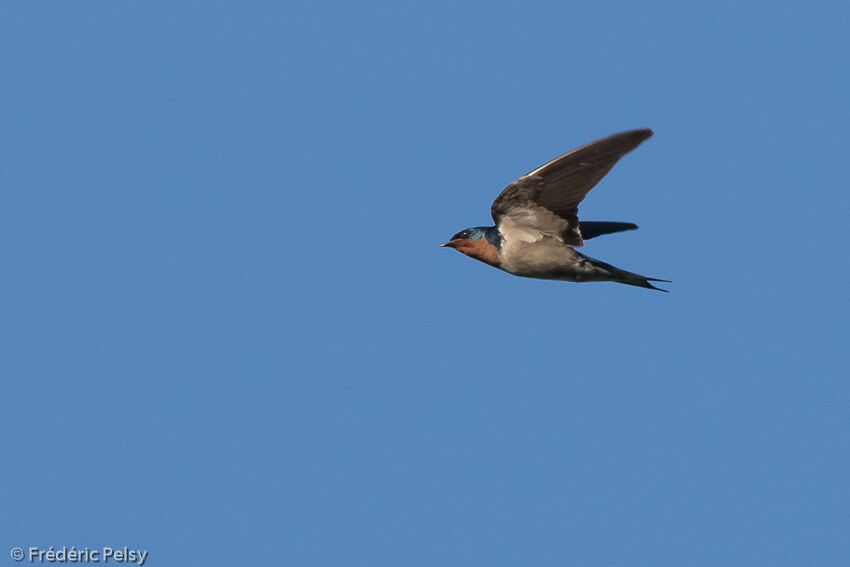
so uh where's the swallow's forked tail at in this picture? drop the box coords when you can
[616,272,670,292]
[583,254,670,292]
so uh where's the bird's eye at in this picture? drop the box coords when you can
[452,230,470,241]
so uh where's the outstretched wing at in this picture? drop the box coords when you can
[579,221,638,240]
[490,128,652,247]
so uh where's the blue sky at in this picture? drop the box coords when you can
[2,1,849,565]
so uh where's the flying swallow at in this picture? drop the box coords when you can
[442,128,668,291]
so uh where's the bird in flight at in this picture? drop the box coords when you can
[442,128,668,291]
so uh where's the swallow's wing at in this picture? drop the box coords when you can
[579,221,638,240]
[490,128,652,247]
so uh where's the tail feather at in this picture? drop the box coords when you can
[619,275,670,292]
[581,253,670,292]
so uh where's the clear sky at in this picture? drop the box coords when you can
[3,2,849,566]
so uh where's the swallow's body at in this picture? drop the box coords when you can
[443,128,668,291]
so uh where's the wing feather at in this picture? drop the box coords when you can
[491,129,652,247]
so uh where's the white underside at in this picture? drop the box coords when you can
[499,234,606,281]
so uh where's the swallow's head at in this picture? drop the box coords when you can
[441,226,502,267]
